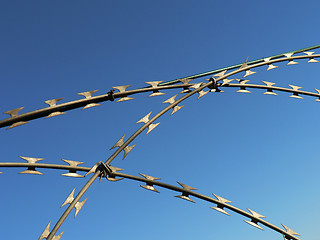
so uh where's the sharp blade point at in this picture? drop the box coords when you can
[82,103,101,110]
[116,97,134,102]
[174,195,195,203]
[211,206,230,216]
[7,121,28,129]
[111,134,125,150]
[244,220,264,230]
[140,185,160,193]
[147,122,160,134]
[45,111,66,118]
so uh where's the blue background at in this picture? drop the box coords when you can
[0,1,319,239]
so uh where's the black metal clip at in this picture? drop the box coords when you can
[98,162,112,177]
[208,77,218,90]
[107,89,115,101]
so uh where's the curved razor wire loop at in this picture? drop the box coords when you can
[43,52,320,239]
[218,83,320,98]
[46,76,209,239]
[158,44,320,86]
[0,161,299,240]
[3,46,319,239]
[0,52,319,129]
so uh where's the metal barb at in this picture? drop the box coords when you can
[163,94,178,104]
[145,81,163,88]
[239,56,249,69]
[281,224,300,236]
[112,85,132,93]
[147,122,160,134]
[308,58,319,63]
[179,78,193,84]
[211,206,230,216]
[314,88,320,101]
[262,81,275,87]
[149,92,165,97]
[190,83,202,89]
[140,185,160,193]
[175,182,196,202]
[112,84,133,102]
[19,156,44,175]
[116,96,134,102]
[61,159,84,178]
[7,121,29,129]
[77,90,99,99]
[263,57,272,63]
[288,85,303,99]
[175,194,195,203]
[106,165,124,181]
[283,53,294,58]
[221,79,235,86]
[213,70,227,78]
[123,144,136,160]
[45,111,66,118]
[139,173,161,181]
[179,78,194,93]
[289,85,302,91]
[137,112,152,124]
[85,162,100,176]
[267,64,279,71]
[175,182,197,203]
[74,198,88,217]
[139,173,161,193]
[262,81,278,95]
[39,222,51,240]
[60,188,88,217]
[177,181,197,191]
[110,134,125,150]
[82,103,101,110]
[287,60,298,65]
[39,222,63,240]
[61,188,75,208]
[211,194,231,216]
[20,156,43,164]
[247,208,266,219]
[236,80,251,93]
[4,107,24,118]
[213,194,232,204]
[62,159,84,167]
[45,98,63,107]
[243,70,256,78]
[171,105,184,115]
[244,220,264,230]
[52,231,64,240]
[146,81,165,97]
[163,94,184,114]
[198,90,209,99]
[304,51,315,56]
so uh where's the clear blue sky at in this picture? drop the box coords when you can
[1,1,320,239]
